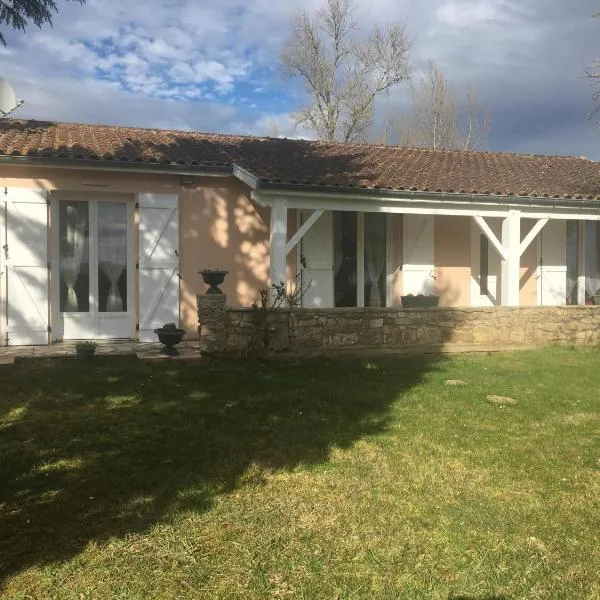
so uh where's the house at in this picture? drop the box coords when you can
[1,118,600,346]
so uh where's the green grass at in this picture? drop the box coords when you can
[0,347,598,599]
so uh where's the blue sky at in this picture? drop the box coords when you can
[1,0,599,158]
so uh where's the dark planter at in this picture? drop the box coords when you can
[154,324,186,356]
[401,294,440,308]
[199,269,228,294]
[75,344,96,361]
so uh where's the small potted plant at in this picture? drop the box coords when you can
[75,341,97,361]
[199,269,228,294]
[401,294,440,308]
[154,322,186,356]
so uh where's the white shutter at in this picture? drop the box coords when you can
[403,215,435,295]
[538,219,567,306]
[3,189,49,345]
[138,193,180,342]
[300,210,334,308]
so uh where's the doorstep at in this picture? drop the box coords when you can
[0,340,202,360]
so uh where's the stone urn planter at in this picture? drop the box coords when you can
[401,294,440,308]
[199,269,228,294]
[75,341,97,361]
[154,323,186,356]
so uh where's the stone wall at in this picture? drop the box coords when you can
[215,304,600,354]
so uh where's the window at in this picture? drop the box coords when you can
[479,234,489,296]
[566,221,579,305]
[364,213,387,307]
[333,211,357,307]
[585,221,600,304]
[59,201,90,312]
[565,221,600,305]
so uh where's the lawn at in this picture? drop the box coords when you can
[0,347,598,599]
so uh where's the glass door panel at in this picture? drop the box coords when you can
[364,213,387,307]
[566,221,579,305]
[97,202,128,313]
[585,222,600,303]
[59,201,90,312]
[333,211,357,307]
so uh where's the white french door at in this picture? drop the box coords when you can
[51,198,135,340]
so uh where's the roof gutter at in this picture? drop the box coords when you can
[232,164,260,189]
[0,154,234,178]
[254,181,600,211]
[3,154,599,212]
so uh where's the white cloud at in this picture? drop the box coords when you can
[436,0,502,27]
[1,0,598,157]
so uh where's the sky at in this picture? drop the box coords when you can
[0,0,599,158]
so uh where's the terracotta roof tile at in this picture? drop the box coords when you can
[1,119,600,200]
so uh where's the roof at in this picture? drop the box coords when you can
[1,118,600,200]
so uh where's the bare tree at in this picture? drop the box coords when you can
[265,120,281,138]
[396,61,490,151]
[281,0,412,143]
[587,12,600,119]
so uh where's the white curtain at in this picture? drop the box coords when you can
[364,214,386,307]
[60,203,87,312]
[585,222,600,300]
[98,203,127,312]
[565,221,579,304]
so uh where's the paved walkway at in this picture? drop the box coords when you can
[0,341,203,364]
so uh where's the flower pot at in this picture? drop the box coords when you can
[154,325,186,356]
[199,269,228,294]
[401,294,440,308]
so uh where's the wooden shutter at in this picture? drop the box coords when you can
[300,210,334,308]
[2,188,49,345]
[538,219,567,306]
[402,214,434,295]
[138,194,180,342]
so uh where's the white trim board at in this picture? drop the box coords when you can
[252,191,600,222]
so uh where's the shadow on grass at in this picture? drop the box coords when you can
[0,354,443,584]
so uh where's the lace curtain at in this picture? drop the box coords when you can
[98,203,127,312]
[60,203,88,312]
[585,222,600,300]
[364,214,386,307]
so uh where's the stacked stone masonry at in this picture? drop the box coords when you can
[197,294,227,354]
[217,305,600,354]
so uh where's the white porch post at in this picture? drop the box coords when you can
[269,197,288,290]
[501,209,521,306]
[577,221,586,305]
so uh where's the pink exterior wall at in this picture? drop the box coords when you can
[0,164,546,343]
[434,216,472,307]
[178,179,270,335]
[0,166,270,339]
[520,219,538,306]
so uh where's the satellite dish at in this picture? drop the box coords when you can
[0,78,24,117]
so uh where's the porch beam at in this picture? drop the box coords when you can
[285,209,323,256]
[269,197,288,291]
[501,210,521,306]
[473,216,508,261]
[252,190,600,221]
[519,218,548,257]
